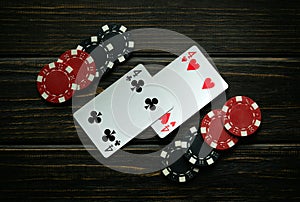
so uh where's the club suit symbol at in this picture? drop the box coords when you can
[131,79,144,93]
[88,111,102,124]
[115,140,121,146]
[144,98,158,111]
[102,129,116,142]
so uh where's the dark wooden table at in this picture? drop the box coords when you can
[0,0,299,201]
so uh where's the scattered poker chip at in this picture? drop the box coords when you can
[98,23,134,63]
[36,62,77,104]
[182,126,220,166]
[160,140,199,183]
[222,96,262,137]
[77,36,114,75]
[57,49,97,90]
[77,36,102,53]
[201,109,239,150]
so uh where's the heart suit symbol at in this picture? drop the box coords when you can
[202,78,215,89]
[187,59,200,71]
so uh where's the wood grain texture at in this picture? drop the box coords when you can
[0,145,299,201]
[0,57,299,145]
[0,0,299,56]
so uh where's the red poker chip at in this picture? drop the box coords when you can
[58,49,97,90]
[222,96,261,137]
[36,62,77,104]
[201,109,239,150]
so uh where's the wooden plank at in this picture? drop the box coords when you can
[0,144,299,200]
[0,57,299,145]
[0,0,299,56]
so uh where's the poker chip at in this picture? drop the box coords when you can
[36,62,77,103]
[98,23,134,63]
[201,109,239,150]
[77,36,114,75]
[77,36,103,53]
[222,96,262,137]
[183,126,220,166]
[160,140,199,183]
[57,49,97,90]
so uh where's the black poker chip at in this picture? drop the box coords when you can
[160,140,199,183]
[77,36,101,53]
[97,23,134,64]
[76,36,115,76]
[183,126,220,167]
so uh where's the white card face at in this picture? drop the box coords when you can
[151,45,228,138]
[110,69,171,138]
[150,69,197,136]
[127,83,174,131]
[74,64,162,158]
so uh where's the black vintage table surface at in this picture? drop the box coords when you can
[0,0,299,201]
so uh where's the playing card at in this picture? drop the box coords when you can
[151,69,196,136]
[169,45,228,104]
[127,83,175,131]
[151,45,228,138]
[110,67,173,138]
[74,64,170,158]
